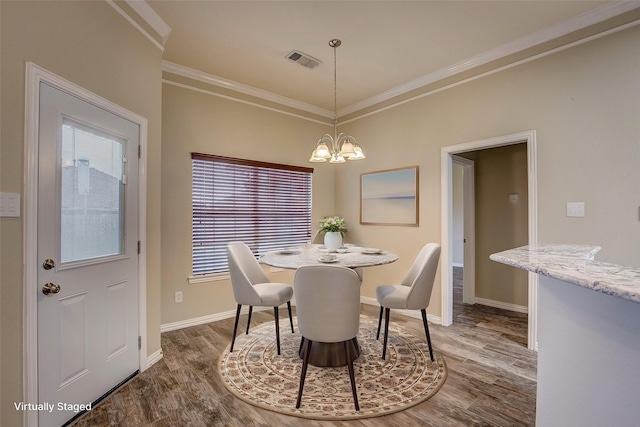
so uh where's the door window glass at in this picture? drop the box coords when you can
[60,119,126,263]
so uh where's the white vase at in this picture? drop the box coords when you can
[324,231,342,252]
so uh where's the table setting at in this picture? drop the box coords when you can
[260,243,398,270]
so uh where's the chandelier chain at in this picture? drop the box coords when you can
[333,42,338,128]
[308,38,365,163]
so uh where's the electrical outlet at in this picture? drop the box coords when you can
[175,291,183,303]
[566,202,585,217]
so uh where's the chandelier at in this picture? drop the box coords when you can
[309,39,365,163]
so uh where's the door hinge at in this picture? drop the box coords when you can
[137,241,141,254]
[138,145,141,159]
[138,336,142,350]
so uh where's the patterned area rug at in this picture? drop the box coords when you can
[218,316,447,420]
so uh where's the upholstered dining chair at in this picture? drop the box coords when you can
[376,243,441,361]
[294,265,362,411]
[226,241,294,356]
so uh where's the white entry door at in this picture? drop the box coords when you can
[37,82,139,427]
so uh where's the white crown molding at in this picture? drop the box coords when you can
[339,1,640,116]
[146,1,637,119]
[341,17,640,126]
[126,0,172,45]
[163,79,332,127]
[106,0,164,51]
[163,61,334,119]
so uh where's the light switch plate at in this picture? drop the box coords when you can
[566,202,585,217]
[0,192,20,217]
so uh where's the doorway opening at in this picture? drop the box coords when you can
[441,131,538,350]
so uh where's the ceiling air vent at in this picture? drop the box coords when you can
[286,50,322,69]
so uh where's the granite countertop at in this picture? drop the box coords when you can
[490,244,640,304]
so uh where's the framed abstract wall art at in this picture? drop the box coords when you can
[360,166,419,226]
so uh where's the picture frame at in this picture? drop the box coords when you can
[360,166,419,226]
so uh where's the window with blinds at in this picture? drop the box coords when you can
[191,153,313,276]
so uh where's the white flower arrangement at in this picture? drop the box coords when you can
[319,215,347,235]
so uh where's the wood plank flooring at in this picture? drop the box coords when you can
[75,268,537,426]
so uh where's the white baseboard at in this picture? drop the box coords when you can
[474,297,528,314]
[146,349,163,368]
[360,297,442,325]
[160,305,277,333]
[160,297,444,335]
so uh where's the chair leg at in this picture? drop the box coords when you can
[245,306,253,334]
[376,306,384,340]
[274,306,281,355]
[421,309,434,362]
[344,341,360,411]
[296,339,313,409]
[230,304,241,353]
[287,301,295,333]
[382,308,391,360]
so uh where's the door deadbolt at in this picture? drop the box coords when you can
[43,258,55,270]
[42,282,61,296]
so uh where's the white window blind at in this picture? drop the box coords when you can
[191,153,313,276]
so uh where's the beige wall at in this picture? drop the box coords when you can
[0,2,163,425]
[336,24,640,316]
[160,80,334,325]
[474,144,528,306]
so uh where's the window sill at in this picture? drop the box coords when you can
[188,273,229,285]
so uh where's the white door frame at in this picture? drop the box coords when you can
[441,130,538,350]
[23,63,148,426]
[452,155,476,305]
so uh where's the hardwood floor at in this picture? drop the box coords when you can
[75,268,536,426]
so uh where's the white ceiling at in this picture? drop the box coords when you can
[145,1,635,115]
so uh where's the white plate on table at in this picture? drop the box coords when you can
[277,249,299,255]
[318,256,339,263]
[362,248,382,255]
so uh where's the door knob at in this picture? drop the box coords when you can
[42,282,61,296]
[43,258,55,270]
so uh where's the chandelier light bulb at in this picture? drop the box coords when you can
[350,144,366,160]
[309,150,327,162]
[315,142,331,158]
[339,140,355,158]
[329,154,346,163]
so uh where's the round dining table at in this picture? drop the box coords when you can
[260,244,398,367]
[260,243,398,270]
